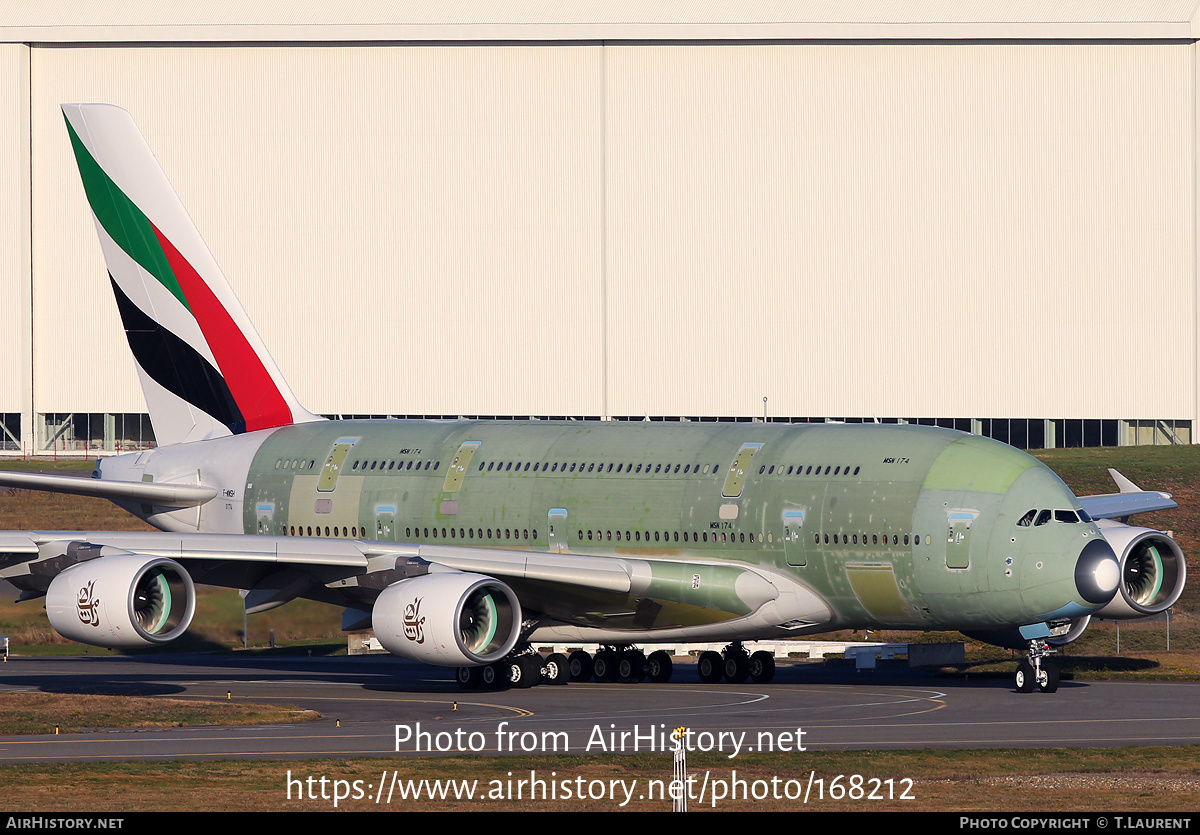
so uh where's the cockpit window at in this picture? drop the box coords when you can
[1017,509,1036,527]
[1034,510,1053,526]
[1078,508,1092,523]
[1054,509,1079,523]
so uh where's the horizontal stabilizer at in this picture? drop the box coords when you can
[0,470,217,506]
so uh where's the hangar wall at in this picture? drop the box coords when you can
[3,15,1197,451]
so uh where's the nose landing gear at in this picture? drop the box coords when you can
[1015,640,1059,693]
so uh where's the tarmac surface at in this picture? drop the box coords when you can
[0,652,1197,762]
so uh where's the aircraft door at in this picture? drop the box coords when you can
[256,502,274,535]
[782,509,807,567]
[723,443,763,498]
[548,508,569,553]
[946,509,978,569]
[376,505,396,542]
[318,438,357,492]
[442,441,481,493]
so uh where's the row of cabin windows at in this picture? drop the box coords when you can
[287,524,544,541]
[817,532,930,546]
[289,525,363,538]
[406,526,538,541]
[579,528,759,544]
[352,459,441,472]
[277,455,869,481]
[760,464,861,476]
[277,459,316,469]
[478,461,722,475]
[282,523,927,547]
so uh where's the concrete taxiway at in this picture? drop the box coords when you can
[0,653,1196,763]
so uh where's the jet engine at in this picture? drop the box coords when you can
[1092,520,1187,618]
[373,572,522,666]
[45,553,195,647]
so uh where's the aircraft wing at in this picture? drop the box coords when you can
[1077,468,1177,520]
[0,530,831,641]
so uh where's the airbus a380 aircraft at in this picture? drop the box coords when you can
[0,104,1185,694]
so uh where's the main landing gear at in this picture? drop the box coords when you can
[456,651,572,690]
[696,643,776,684]
[454,643,778,689]
[1014,640,1059,694]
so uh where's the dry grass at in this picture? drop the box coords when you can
[0,692,317,735]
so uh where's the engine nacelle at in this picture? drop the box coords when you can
[46,553,195,647]
[1047,615,1092,645]
[373,572,521,666]
[1092,520,1187,618]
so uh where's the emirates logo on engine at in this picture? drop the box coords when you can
[403,597,425,643]
[77,579,100,627]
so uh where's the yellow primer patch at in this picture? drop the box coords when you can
[846,563,909,620]
[922,436,1039,494]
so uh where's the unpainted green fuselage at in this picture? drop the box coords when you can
[115,420,1103,638]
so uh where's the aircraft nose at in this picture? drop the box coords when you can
[1075,538,1120,605]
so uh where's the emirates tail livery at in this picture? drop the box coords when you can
[0,104,1184,692]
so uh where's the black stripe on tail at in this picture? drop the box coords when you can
[109,275,247,435]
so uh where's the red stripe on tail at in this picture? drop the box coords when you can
[152,224,294,432]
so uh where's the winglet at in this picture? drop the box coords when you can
[1108,468,1144,494]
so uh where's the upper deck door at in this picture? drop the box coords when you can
[318,439,357,492]
[723,443,763,498]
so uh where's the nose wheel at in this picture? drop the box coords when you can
[1015,641,1059,693]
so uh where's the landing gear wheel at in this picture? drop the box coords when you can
[543,653,570,685]
[1037,662,1060,693]
[723,652,749,684]
[647,650,673,683]
[619,650,646,683]
[593,649,619,682]
[508,655,542,688]
[1017,639,1060,694]
[697,650,723,683]
[567,650,593,682]
[456,666,482,690]
[748,651,776,684]
[482,662,505,689]
[1015,659,1035,693]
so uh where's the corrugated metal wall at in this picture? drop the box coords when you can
[0,45,29,417]
[17,39,1200,430]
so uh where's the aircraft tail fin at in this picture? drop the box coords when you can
[61,103,322,446]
